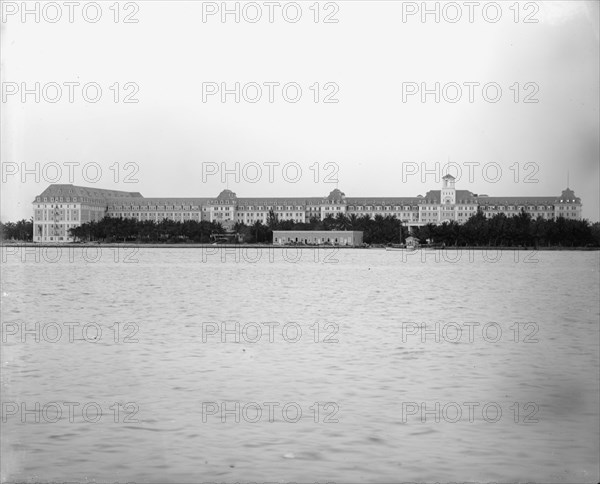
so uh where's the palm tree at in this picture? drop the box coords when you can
[348,213,359,230]
[252,221,263,243]
[335,213,351,230]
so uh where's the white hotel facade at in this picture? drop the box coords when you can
[32,175,583,242]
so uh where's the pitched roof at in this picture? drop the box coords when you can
[36,184,142,201]
[345,197,422,205]
[35,184,581,208]
[423,190,477,203]
[108,198,211,207]
[472,187,580,205]
[476,196,557,205]
[558,188,581,203]
[217,189,237,200]
[236,197,324,205]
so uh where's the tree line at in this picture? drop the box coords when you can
[65,212,407,244]
[68,218,224,243]
[1,211,599,247]
[235,212,406,244]
[0,219,33,241]
[70,211,600,247]
[412,211,600,247]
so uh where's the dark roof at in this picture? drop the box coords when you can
[327,189,346,201]
[36,184,142,202]
[237,197,323,205]
[476,188,581,205]
[422,190,477,203]
[35,185,581,207]
[109,198,211,207]
[476,196,556,205]
[217,189,237,200]
[558,188,581,203]
[345,197,421,205]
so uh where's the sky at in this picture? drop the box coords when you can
[1,0,599,221]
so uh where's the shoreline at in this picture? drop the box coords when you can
[1,242,598,251]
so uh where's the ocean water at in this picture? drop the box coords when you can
[1,247,599,483]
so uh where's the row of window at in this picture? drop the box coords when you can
[34,209,80,222]
[422,206,476,211]
[104,209,582,223]
[36,204,80,209]
[36,223,79,236]
[80,203,582,216]
[114,213,203,218]
[37,196,103,203]
[34,236,69,241]
[275,237,357,243]
[482,205,559,211]
[110,206,315,212]
[348,206,419,211]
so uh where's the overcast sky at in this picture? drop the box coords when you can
[1,0,599,220]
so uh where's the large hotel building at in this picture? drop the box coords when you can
[32,175,583,243]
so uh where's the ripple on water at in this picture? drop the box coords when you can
[1,249,598,483]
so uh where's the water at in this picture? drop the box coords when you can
[1,247,599,483]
